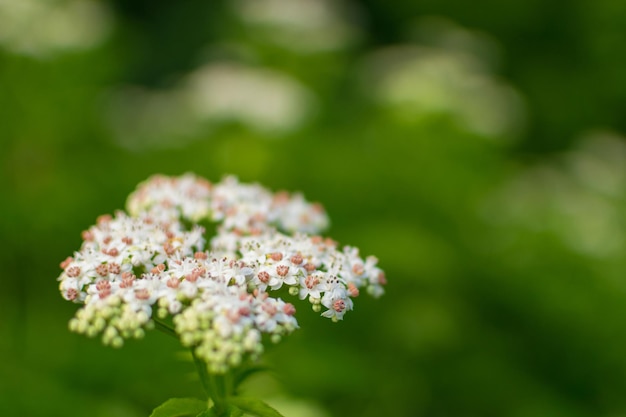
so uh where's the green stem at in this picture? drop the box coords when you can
[153,317,235,416]
[152,317,178,339]
[191,348,213,399]
[194,355,237,416]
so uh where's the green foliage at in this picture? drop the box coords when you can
[227,398,285,417]
[1,1,625,417]
[195,410,218,417]
[149,398,208,417]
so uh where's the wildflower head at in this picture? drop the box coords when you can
[58,174,386,373]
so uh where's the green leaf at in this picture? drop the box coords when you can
[234,366,270,388]
[191,404,242,417]
[195,409,217,417]
[149,398,208,417]
[226,397,285,417]
[227,405,244,417]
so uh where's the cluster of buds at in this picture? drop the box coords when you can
[58,174,385,373]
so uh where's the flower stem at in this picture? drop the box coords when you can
[189,348,211,397]
[192,352,237,416]
[153,317,234,416]
[152,316,178,339]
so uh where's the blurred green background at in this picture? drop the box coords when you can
[1,0,626,416]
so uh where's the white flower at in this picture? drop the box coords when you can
[0,0,113,58]
[298,272,324,301]
[273,193,329,234]
[185,63,314,134]
[58,173,386,373]
[127,173,212,222]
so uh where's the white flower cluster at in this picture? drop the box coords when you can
[58,174,385,373]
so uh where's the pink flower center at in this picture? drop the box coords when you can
[66,288,78,301]
[258,271,271,284]
[96,280,111,299]
[185,272,199,283]
[97,214,112,224]
[348,283,360,297]
[290,254,303,265]
[96,264,109,277]
[269,252,283,262]
[66,266,81,278]
[120,272,136,288]
[283,303,296,316]
[333,299,346,313]
[60,257,74,270]
[273,191,290,204]
[262,303,277,315]
[305,275,319,289]
[163,242,176,255]
[135,288,150,300]
[276,265,289,277]
[109,263,121,275]
[96,280,111,291]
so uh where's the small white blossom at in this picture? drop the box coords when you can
[127,174,212,222]
[58,174,385,373]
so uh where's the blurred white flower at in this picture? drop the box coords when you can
[0,0,112,57]
[565,131,626,197]
[485,132,626,257]
[184,63,314,133]
[361,18,525,139]
[232,0,361,53]
[106,62,315,150]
